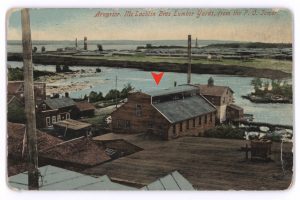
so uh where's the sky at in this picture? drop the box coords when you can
[7,8,293,43]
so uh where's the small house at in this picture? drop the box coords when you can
[36,97,76,128]
[72,101,96,119]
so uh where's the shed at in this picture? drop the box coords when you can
[52,119,92,138]
[73,101,96,118]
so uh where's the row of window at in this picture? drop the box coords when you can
[173,113,214,134]
[45,113,70,126]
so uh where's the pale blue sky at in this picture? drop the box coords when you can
[7,8,293,42]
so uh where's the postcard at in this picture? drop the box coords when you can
[6,8,293,190]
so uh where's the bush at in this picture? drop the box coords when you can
[203,125,245,140]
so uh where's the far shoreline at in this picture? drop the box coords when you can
[7,52,291,80]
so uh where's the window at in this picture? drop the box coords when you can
[186,120,190,130]
[136,104,142,116]
[173,125,176,136]
[52,116,56,123]
[125,120,131,128]
[66,113,70,119]
[205,115,207,124]
[180,123,183,132]
[117,120,124,128]
[57,115,61,121]
[198,116,202,125]
[42,104,46,110]
[193,118,195,127]
[46,117,51,127]
[223,97,226,104]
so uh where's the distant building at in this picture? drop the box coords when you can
[72,101,96,119]
[7,81,46,105]
[111,85,217,140]
[195,78,243,122]
[36,97,76,128]
[7,81,46,123]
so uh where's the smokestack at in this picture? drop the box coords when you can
[84,36,87,50]
[75,38,78,48]
[187,35,192,84]
[195,37,198,48]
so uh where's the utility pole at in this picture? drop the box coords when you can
[21,8,39,190]
[115,75,118,108]
[187,35,192,84]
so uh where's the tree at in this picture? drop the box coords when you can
[208,77,214,86]
[96,68,101,73]
[263,81,269,92]
[105,89,120,101]
[97,44,103,51]
[62,65,70,72]
[251,78,262,94]
[89,91,98,103]
[56,65,62,73]
[41,46,46,52]
[32,46,37,53]
[120,83,134,98]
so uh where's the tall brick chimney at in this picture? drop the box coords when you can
[187,35,192,84]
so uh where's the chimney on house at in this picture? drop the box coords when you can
[84,36,87,50]
[65,92,69,98]
[187,34,192,84]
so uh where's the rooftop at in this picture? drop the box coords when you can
[75,101,96,111]
[88,135,292,190]
[142,171,194,190]
[195,84,233,96]
[152,95,216,123]
[7,122,63,157]
[8,165,135,190]
[44,97,75,110]
[53,119,91,131]
[144,85,199,97]
[40,137,111,166]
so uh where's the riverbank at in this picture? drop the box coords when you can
[7,52,291,79]
[36,68,105,96]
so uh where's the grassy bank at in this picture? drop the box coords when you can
[70,55,292,74]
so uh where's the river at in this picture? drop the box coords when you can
[7,61,293,126]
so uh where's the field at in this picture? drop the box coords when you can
[84,134,293,190]
[72,55,293,74]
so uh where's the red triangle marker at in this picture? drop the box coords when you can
[151,72,164,85]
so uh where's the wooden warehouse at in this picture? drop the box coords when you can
[111,85,217,140]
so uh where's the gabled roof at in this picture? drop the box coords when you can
[75,101,96,112]
[7,81,23,95]
[152,95,216,123]
[144,85,199,97]
[195,84,234,97]
[142,171,194,190]
[8,165,136,190]
[44,97,75,110]
[40,137,111,166]
[7,122,63,157]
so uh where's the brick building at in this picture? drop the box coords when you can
[111,85,217,140]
